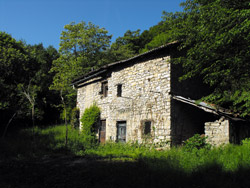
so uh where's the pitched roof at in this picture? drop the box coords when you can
[72,41,179,86]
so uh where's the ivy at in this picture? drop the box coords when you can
[80,104,101,148]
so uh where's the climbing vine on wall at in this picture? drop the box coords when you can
[80,104,101,148]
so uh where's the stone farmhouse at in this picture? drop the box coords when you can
[72,42,250,146]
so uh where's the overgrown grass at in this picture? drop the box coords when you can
[0,125,86,160]
[84,143,250,173]
[2,125,250,188]
[31,125,86,153]
[2,124,250,174]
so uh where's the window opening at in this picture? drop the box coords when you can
[117,84,122,97]
[144,121,151,135]
[101,81,108,97]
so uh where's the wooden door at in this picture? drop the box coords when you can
[117,121,126,142]
[99,120,106,143]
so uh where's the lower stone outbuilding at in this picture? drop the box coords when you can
[172,95,250,146]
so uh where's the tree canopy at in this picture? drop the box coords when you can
[49,21,112,126]
[0,32,29,123]
[0,32,60,131]
[170,0,250,117]
[50,21,112,94]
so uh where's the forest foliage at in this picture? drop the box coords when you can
[0,33,61,133]
[1,0,250,132]
[172,0,250,117]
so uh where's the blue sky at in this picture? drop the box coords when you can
[0,0,184,49]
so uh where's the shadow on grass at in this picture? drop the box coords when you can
[1,155,250,188]
[1,128,250,188]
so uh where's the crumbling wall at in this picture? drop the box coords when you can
[205,117,230,146]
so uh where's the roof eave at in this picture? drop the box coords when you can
[172,95,246,121]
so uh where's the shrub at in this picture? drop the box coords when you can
[183,134,211,151]
[80,104,100,148]
[70,107,80,129]
[241,138,250,146]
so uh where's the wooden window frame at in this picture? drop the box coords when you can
[99,119,106,143]
[101,81,108,97]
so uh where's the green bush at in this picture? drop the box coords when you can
[80,104,100,148]
[70,107,80,129]
[183,134,211,151]
[241,138,250,146]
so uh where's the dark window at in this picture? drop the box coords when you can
[144,121,151,135]
[117,84,122,97]
[101,81,108,97]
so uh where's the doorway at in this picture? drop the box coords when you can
[99,120,106,143]
[117,121,126,142]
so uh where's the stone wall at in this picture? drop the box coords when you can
[205,117,230,146]
[77,56,172,143]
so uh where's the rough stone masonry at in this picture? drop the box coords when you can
[77,55,172,144]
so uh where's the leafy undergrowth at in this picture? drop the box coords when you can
[1,125,250,187]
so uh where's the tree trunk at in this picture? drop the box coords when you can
[61,90,68,148]
[2,113,16,139]
[64,105,68,147]
[32,104,35,128]
[31,103,36,147]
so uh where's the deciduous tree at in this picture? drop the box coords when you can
[0,32,29,132]
[50,21,112,146]
[0,32,60,135]
[171,0,250,117]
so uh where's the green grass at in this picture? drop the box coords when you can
[2,125,250,187]
[2,124,250,173]
[0,125,86,159]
